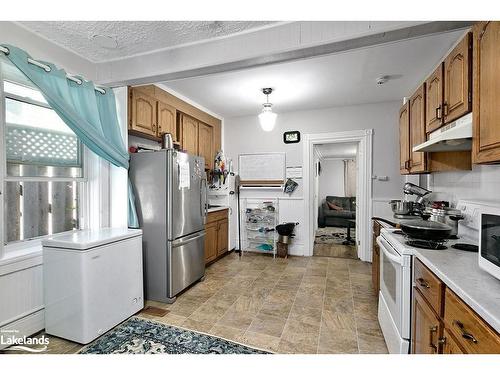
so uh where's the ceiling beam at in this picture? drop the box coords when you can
[101,21,473,87]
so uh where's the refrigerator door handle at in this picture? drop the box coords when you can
[172,231,206,248]
[201,178,208,223]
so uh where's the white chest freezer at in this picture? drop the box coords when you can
[42,228,144,344]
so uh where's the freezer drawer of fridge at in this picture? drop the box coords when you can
[168,231,206,297]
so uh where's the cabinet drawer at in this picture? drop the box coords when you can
[444,288,500,354]
[206,209,228,224]
[413,259,444,315]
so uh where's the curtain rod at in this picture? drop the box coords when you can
[0,46,106,95]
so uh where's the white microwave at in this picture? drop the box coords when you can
[479,209,500,280]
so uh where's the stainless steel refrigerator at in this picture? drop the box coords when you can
[130,149,207,303]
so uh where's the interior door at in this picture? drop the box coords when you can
[170,151,205,239]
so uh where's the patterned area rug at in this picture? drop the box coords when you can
[315,227,356,244]
[79,317,269,354]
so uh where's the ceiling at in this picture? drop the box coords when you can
[162,30,465,118]
[17,21,277,63]
[316,143,358,159]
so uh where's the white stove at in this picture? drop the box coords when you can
[377,200,480,354]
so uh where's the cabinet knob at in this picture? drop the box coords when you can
[436,105,442,120]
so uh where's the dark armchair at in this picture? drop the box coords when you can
[318,196,356,228]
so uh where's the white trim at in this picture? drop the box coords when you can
[0,308,45,350]
[303,129,373,262]
[0,58,5,258]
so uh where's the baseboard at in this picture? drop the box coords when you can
[0,309,44,350]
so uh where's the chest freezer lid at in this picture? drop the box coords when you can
[42,228,142,250]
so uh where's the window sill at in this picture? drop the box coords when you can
[0,241,43,276]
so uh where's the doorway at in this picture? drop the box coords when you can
[313,142,358,259]
[303,130,373,262]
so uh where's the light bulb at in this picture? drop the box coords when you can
[258,106,277,132]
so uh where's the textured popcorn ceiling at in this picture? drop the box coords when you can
[18,21,277,63]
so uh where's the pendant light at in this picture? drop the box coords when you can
[258,88,277,132]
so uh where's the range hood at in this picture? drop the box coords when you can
[413,112,472,152]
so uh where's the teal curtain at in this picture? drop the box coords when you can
[2,44,139,228]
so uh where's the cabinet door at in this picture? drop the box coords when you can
[205,222,218,263]
[473,22,500,164]
[399,102,411,174]
[444,33,472,124]
[198,122,214,170]
[409,84,427,173]
[181,114,199,155]
[412,289,442,354]
[216,218,228,256]
[442,329,466,354]
[157,101,176,141]
[425,64,444,133]
[130,89,157,137]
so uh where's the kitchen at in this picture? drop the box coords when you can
[0,7,499,373]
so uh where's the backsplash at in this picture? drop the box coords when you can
[425,164,500,205]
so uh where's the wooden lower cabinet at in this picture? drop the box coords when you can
[412,289,442,354]
[441,329,466,354]
[205,209,229,264]
[412,258,500,354]
[204,221,218,263]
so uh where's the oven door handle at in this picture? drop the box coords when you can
[377,236,403,265]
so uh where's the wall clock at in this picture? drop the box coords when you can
[283,131,300,144]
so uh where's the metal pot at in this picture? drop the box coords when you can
[390,200,415,215]
[400,218,452,241]
[424,207,463,238]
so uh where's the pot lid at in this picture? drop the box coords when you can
[400,219,452,231]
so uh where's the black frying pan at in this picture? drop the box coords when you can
[400,218,452,241]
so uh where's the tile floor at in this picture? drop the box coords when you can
[8,252,387,354]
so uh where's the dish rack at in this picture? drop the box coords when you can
[240,198,278,258]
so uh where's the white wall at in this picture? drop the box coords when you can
[225,101,405,255]
[425,165,500,205]
[0,22,96,80]
[318,159,345,202]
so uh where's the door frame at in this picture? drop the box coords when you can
[303,129,373,261]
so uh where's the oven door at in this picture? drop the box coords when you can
[377,236,411,342]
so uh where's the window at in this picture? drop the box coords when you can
[0,57,86,246]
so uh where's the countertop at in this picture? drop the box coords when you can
[207,206,229,214]
[413,248,500,333]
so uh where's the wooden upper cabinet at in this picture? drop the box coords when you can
[425,64,444,133]
[412,289,442,354]
[399,102,411,174]
[198,122,214,170]
[157,101,176,141]
[443,33,472,124]
[129,89,157,137]
[181,114,199,155]
[409,84,427,173]
[473,22,500,164]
